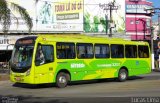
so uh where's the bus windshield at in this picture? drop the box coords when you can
[11,45,34,72]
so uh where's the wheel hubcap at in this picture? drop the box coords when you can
[120,72,126,80]
[59,76,66,84]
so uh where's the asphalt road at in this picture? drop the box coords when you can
[0,71,160,103]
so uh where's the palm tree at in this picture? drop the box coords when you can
[0,0,33,34]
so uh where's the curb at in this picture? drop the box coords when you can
[152,69,160,72]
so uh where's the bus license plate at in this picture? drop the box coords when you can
[15,77,21,81]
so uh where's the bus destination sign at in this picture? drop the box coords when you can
[17,39,34,45]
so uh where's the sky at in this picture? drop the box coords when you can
[148,0,160,8]
[148,0,160,21]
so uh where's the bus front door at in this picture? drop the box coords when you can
[34,44,55,84]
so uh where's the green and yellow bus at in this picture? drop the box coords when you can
[10,34,151,88]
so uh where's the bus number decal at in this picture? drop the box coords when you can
[112,63,120,67]
[97,63,120,67]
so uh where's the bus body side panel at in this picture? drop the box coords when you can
[54,57,151,82]
[122,58,151,76]
[87,59,123,80]
[54,59,93,81]
[54,59,124,81]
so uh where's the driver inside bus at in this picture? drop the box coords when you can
[19,52,28,67]
[36,45,45,65]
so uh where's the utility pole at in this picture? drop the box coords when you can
[99,0,119,37]
[144,8,160,70]
[106,1,119,37]
[105,15,108,35]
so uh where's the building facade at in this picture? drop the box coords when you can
[0,0,154,63]
[126,0,153,41]
[0,35,28,64]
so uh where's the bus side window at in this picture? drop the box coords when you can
[138,45,149,58]
[77,43,93,59]
[35,44,54,66]
[35,44,45,65]
[125,45,137,58]
[111,44,124,58]
[95,44,110,58]
[56,42,75,59]
[43,45,54,63]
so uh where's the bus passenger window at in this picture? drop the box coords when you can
[95,44,110,58]
[77,43,93,59]
[111,44,124,58]
[138,46,149,58]
[125,45,137,58]
[56,42,75,59]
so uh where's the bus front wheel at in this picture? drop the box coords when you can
[118,69,128,82]
[56,72,70,88]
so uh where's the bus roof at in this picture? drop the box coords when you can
[21,34,149,46]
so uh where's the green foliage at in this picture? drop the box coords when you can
[11,3,33,33]
[0,0,33,34]
[100,17,107,32]
[84,12,91,32]
[0,0,11,33]
[93,16,99,32]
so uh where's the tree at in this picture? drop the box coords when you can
[0,0,33,34]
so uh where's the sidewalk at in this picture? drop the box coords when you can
[152,68,160,72]
[0,73,9,81]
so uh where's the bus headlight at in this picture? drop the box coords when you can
[26,69,30,76]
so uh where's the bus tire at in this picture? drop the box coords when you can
[118,69,128,82]
[56,72,69,88]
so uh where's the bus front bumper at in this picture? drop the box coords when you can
[10,72,34,84]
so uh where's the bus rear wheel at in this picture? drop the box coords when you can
[118,69,128,82]
[56,72,70,88]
